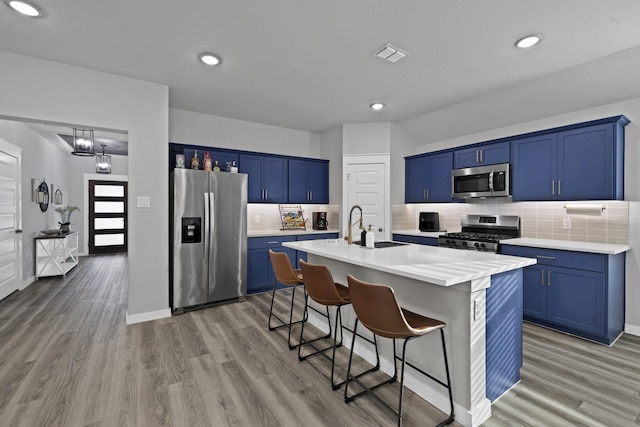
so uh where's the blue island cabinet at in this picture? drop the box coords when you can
[405,152,453,203]
[512,116,628,201]
[500,245,624,345]
[392,234,438,246]
[288,159,329,204]
[239,154,288,203]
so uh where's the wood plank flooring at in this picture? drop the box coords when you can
[0,254,638,426]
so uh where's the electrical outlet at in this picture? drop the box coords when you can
[254,215,260,223]
[562,217,572,229]
[136,196,150,208]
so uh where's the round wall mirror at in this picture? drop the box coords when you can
[37,181,49,212]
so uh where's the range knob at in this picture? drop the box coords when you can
[462,241,468,246]
[480,243,486,249]
[474,242,480,248]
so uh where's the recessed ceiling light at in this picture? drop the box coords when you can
[370,103,385,111]
[515,34,542,49]
[6,0,41,17]
[199,53,221,66]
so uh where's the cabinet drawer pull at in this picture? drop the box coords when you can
[536,255,556,260]
[548,271,551,286]
[267,241,279,244]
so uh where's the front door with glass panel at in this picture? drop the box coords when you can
[89,180,127,254]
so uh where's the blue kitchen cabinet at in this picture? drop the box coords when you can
[512,116,628,201]
[247,236,297,294]
[240,154,288,203]
[405,152,453,203]
[453,141,510,169]
[392,234,438,246]
[500,245,624,344]
[288,159,329,204]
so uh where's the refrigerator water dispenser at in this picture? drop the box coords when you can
[181,217,201,243]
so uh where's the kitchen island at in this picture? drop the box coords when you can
[283,239,536,427]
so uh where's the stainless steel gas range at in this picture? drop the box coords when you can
[438,214,521,253]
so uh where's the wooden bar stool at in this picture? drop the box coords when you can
[298,259,380,389]
[344,274,455,427]
[268,249,310,349]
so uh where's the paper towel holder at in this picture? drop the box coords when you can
[564,203,605,216]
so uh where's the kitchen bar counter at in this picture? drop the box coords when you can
[283,239,536,427]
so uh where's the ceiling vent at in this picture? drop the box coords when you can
[372,43,409,63]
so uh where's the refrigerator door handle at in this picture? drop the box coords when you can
[203,192,210,257]
[209,192,215,260]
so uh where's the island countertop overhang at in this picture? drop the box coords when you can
[283,240,537,287]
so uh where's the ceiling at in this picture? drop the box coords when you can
[2,1,640,143]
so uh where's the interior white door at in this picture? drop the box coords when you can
[347,162,386,241]
[0,138,22,301]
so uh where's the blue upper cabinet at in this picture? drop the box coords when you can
[239,154,288,203]
[288,159,329,204]
[453,141,510,169]
[512,133,558,201]
[512,116,628,201]
[405,151,453,203]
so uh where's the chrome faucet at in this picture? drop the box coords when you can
[346,205,363,245]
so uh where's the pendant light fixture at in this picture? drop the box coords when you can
[96,144,112,174]
[72,128,95,156]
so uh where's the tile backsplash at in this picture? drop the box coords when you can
[247,204,340,233]
[393,200,629,245]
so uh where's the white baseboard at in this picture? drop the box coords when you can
[624,323,640,337]
[126,308,171,325]
[20,276,35,290]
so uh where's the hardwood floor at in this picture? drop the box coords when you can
[0,254,638,426]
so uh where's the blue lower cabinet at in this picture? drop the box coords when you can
[246,236,296,294]
[486,269,523,402]
[392,234,438,246]
[500,245,624,344]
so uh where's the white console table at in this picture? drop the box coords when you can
[35,231,79,279]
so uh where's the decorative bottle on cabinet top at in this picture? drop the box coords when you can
[203,151,213,171]
[191,150,200,170]
[213,160,221,172]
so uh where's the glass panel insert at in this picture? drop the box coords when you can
[95,185,124,197]
[94,218,125,230]
[94,201,124,213]
[95,234,125,246]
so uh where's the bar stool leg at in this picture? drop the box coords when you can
[437,329,455,427]
[344,320,385,403]
[297,294,333,361]
[268,282,307,349]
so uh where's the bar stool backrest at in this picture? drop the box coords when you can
[269,250,302,286]
[347,274,413,339]
[299,259,346,306]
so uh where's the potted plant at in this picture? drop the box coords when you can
[55,205,80,232]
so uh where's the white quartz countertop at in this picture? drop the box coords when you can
[502,238,631,255]
[284,239,536,287]
[392,229,452,238]
[248,229,340,238]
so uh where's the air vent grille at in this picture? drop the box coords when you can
[373,43,409,63]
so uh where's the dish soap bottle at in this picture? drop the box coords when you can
[365,225,375,248]
[360,227,367,247]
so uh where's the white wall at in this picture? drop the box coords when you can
[0,50,169,320]
[406,98,640,333]
[169,108,318,158]
[342,122,390,155]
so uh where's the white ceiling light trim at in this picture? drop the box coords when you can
[515,34,543,49]
[6,0,40,16]
[370,103,385,111]
[199,53,221,66]
[372,43,409,63]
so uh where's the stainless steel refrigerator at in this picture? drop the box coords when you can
[170,168,247,313]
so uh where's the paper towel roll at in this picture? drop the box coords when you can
[564,203,604,216]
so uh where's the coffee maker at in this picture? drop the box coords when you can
[419,212,440,232]
[312,212,328,230]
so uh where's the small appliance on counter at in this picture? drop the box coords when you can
[312,211,328,230]
[419,212,440,232]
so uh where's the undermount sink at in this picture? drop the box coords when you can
[352,241,408,248]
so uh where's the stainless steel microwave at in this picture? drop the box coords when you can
[452,163,511,199]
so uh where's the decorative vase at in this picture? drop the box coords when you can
[60,222,70,233]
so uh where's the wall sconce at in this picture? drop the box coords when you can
[96,144,112,174]
[72,128,95,156]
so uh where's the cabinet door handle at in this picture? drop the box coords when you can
[423,189,427,200]
[480,149,484,163]
[265,189,268,200]
[541,270,545,285]
[537,255,556,260]
[476,150,479,163]
[558,180,561,195]
[547,271,551,286]
[551,180,555,195]
[309,191,312,201]
[426,188,429,200]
